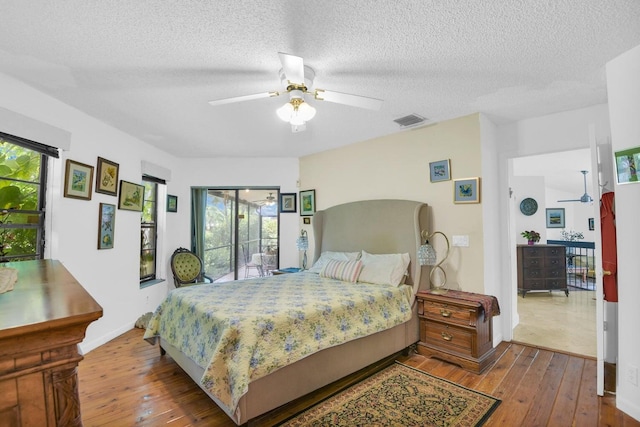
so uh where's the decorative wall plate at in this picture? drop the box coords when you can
[520,198,538,216]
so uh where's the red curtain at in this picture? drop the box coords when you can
[600,192,618,302]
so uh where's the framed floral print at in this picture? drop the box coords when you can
[98,203,115,249]
[95,157,119,196]
[279,193,297,213]
[299,189,315,216]
[167,195,178,213]
[118,180,144,211]
[64,159,94,200]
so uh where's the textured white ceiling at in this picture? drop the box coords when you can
[1,1,639,158]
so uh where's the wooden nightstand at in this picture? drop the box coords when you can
[415,290,498,373]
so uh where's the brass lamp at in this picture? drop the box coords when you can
[418,230,450,294]
[296,229,309,270]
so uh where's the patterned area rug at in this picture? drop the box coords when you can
[279,362,500,427]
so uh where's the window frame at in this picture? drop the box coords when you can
[0,134,52,261]
[140,176,159,284]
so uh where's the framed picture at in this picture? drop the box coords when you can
[118,180,144,211]
[97,203,116,249]
[303,217,311,225]
[546,208,565,228]
[280,193,297,213]
[453,177,480,204]
[167,195,178,213]
[429,159,451,182]
[588,217,595,231]
[95,157,119,196]
[64,159,94,200]
[299,189,316,216]
[614,146,640,184]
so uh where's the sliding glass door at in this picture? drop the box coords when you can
[192,188,279,282]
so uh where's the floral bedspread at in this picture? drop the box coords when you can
[143,272,412,414]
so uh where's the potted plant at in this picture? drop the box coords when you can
[521,230,541,245]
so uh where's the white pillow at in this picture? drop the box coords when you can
[358,251,410,286]
[308,251,361,273]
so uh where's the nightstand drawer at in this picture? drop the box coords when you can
[421,320,473,357]
[419,299,472,327]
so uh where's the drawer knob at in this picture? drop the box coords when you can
[440,309,452,318]
[441,332,453,341]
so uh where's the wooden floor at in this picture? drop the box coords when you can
[78,328,640,427]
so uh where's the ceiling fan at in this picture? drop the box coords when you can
[249,192,277,207]
[557,170,594,203]
[208,52,384,132]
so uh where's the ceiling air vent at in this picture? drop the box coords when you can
[393,114,427,128]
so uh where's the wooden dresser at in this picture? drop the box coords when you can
[416,290,497,373]
[516,244,568,297]
[0,260,103,427]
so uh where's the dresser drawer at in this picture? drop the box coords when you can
[419,298,472,327]
[520,246,545,257]
[522,257,544,268]
[522,267,544,279]
[522,279,547,290]
[546,278,567,288]
[421,319,473,357]
[545,246,565,257]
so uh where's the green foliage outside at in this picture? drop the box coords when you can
[203,194,278,280]
[0,139,43,261]
[140,181,156,279]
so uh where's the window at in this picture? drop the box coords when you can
[0,133,54,262]
[140,177,158,283]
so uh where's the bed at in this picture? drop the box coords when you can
[144,199,429,425]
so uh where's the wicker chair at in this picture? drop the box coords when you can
[170,247,212,287]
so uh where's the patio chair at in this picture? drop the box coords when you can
[260,252,278,276]
[170,247,212,287]
[241,244,261,278]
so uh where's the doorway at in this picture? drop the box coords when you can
[510,149,597,357]
[193,188,279,282]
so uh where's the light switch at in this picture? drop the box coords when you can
[452,235,469,247]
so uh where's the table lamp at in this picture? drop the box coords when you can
[418,230,450,294]
[296,229,309,270]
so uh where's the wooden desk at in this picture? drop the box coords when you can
[0,260,103,426]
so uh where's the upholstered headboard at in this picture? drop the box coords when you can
[312,199,429,300]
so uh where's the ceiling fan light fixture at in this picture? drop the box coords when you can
[276,102,294,121]
[276,97,316,125]
[297,101,316,121]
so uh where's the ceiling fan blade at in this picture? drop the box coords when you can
[278,52,305,85]
[208,91,280,107]
[314,89,383,111]
[557,199,581,202]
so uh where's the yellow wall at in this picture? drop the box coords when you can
[299,113,486,293]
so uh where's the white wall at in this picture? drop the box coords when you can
[606,43,640,421]
[0,71,300,353]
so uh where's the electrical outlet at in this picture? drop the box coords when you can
[627,365,638,387]
[452,235,469,247]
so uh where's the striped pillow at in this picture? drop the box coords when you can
[320,259,363,283]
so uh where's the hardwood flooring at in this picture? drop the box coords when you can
[78,328,639,427]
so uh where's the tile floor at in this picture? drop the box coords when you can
[513,288,596,358]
